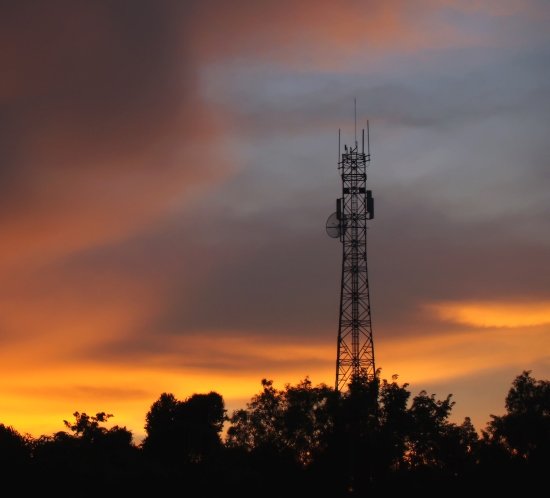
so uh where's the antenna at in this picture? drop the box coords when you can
[338,128,341,164]
[367,119,370,157]
[327,116,376,392]
[354,98,357,147]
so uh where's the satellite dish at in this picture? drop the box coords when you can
[326,212,341,238]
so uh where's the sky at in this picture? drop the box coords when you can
[1,0,549,440]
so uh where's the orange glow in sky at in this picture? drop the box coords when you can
[429,301,550,328]
[1,315,548,440]
[1,0,549,442]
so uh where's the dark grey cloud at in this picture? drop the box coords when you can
[2,0,549,444]
[37,172,548,369]
[203,44,550,135]
[0,0,193,165]
[84,333,330,373]
[0,0,212,237]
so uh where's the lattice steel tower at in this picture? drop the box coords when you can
[326,120,375,392]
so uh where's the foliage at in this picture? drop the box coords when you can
[0,423,31,470]
[143,391,226,463]
[483,370,550,465]
[1,370,547,495]
[227,377,336,465]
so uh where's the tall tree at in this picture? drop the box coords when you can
[484,371,550,465]
[0,423,30,475]
[143,391,226,463]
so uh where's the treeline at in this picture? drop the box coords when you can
[0,371,547,496]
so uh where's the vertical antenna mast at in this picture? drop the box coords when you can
[354,98,357,147]
[338,128,341,163]
[367,119,370,157]
[326,107,376,391]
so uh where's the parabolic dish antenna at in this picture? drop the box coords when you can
[326,212,341,238]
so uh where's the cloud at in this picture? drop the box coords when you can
[0,1,234,273]
[190,0,479,68]
[428,300,550,328]
[377,324,550,387]
[2,0,547,272]
[20,179,545,366]
[1,0,549,439]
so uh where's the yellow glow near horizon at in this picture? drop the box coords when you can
[1,317,548,440]
[428,300,550,328]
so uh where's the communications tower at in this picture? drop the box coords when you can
[326,120,375,392]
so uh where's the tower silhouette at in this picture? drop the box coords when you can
[326,119,375,391]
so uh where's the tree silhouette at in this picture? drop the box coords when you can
[142,392,180,461]
[0,369,547,495]
[227,378,336,464]
[405,389,455,468]
[282,377,336,465]
[29,411,136,496]
[0,423,30,477]
[226,378,336,497]
[227,379,284,453]
[143,391,225,464]
[483,371,549,466]
[377,375,411,473]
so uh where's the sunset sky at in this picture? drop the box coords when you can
[1,0,549,440]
